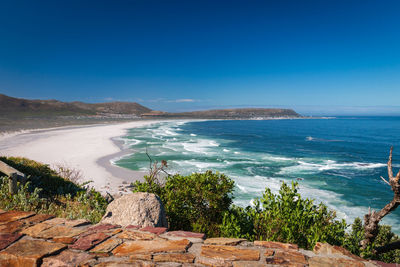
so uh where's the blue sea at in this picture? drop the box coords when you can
[115,117,400,232]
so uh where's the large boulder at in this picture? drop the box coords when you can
[100,192,168,227]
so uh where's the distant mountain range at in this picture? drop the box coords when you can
[0,94,151,117]
[0,93,300,122]
[142,108,300,119]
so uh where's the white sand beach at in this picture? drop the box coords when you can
[0,120,161,195]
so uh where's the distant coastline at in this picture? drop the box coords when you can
[0,93,302,132]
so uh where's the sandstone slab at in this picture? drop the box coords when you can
[86,224,121,234]
[52,237,77,244]
[165,230,205,239]
[201,245,260,261]
[309,256,365,267]
[0,233,22,250]
[373,260,399,267]
[161,231,205,243]
[0,211,35,224]
[113,239,191,256]
[264,249,274,257]
[129,254,153,261]
[126,225,141,230]
[233,262,268,267]
[45,217,90,227]
[266,250,307,265]
[196,256,233,267]
[0,239,66,266]
[153,253,195,263]
[42,250,94,267]
[37,225,86,239]
[90,238,122,253]
[70,232,110,251]
[22,214,54,225]
[139,226,167,235]
[0,221,24,234]
[117,230,156,240]
[314,242,365,261]
[21,222,53,237]
[95,260,155,267]
[101,192,168,227]
[254,240,299,250]
[204,238,246,246]
[0,214,54,234]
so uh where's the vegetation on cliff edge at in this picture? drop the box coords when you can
[132,165,400,263]
[0,156,107,223]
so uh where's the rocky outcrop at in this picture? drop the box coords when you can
[100,192,168,228]
[0,209,390,266]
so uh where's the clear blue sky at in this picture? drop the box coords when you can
[0,0,399,115]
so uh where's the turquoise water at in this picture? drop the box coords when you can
[115,117,400,232]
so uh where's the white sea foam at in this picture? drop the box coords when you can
[161,143,181,152]
[263,155,293,162]
[279,160,386,174]
[109,153,135,165]
[190,133,197,136]
[174,159,224,170]
[181,139,220,154]
[236,184,248,193]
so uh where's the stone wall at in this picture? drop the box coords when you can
[0,209,393,266]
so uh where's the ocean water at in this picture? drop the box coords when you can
[115,117,400,232]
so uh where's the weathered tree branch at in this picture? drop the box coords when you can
[380,176,390,186]
[361,147,400,250]
[145,148,169,183]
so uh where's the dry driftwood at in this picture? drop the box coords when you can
[361,147,400,252]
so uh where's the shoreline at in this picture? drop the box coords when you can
[0,120,163,196]
[0,117,328,196]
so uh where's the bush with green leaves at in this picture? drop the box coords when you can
[344,217,400,263]
[0,157,107,223]
[132,170,235,237]
[221,181,347,249]
[0,156,82,197]
[219,204,255,240]
[133,168,400,262]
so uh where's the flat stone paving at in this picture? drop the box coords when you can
[0,210,391,266]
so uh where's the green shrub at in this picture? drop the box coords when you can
[0,157,107,223]
[133,169,400,262]
[0,178,44,212]
[220,205,255,240]
[343,217,364,256]
[220,181,347,249]
[0,156,81,197]
[133,170,235,237]
[344,217,400,263]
